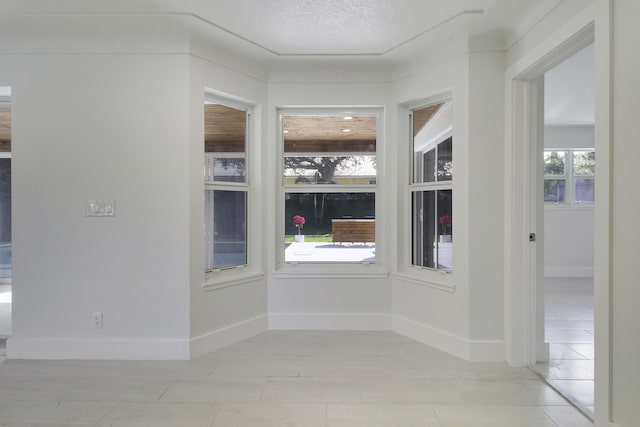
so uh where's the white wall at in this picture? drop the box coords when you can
[611,1,640,424]
[4,53,192,359]
[188,54,269,357]
[543,125,595,277]
[391,48,506,361]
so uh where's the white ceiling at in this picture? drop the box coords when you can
[0,0,566,64]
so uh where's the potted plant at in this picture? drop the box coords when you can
[439,214,452,243]
[293,215,305,242]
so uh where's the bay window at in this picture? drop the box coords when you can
[410,100,453,271]
[281,110,378,264]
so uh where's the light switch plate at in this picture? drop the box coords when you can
[86,200,115,217]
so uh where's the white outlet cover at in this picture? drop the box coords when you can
[86,200,115,217]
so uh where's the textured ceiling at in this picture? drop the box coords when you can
[0,0,565,60]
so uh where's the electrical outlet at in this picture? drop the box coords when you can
[92,312,103,329]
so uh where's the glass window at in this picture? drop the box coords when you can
[283,114,376,185]
[204,100,249,272]
[544,149,594,205]
[412,189,452,270]
[205,189,247,270]
[0,90,11,282]
[282,111,377,264]
[410,100,453,272]
[205,104,246,183]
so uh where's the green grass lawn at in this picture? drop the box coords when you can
[284,234,333,243]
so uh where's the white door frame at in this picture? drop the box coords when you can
[504,1,612,425]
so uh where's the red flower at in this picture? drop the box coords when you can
[293,215,305,228]
[439,214,452,234]
[439,214,452,226]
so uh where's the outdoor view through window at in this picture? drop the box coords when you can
[0,87,10,284]
[282,112,377,263]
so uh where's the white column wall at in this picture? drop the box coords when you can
[467,51,506,357]
[188,55,269,358]
[4,53,192,359]
[611,1,640,424]
[391,50,506,361]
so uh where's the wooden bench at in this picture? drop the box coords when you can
[332,219,375,243]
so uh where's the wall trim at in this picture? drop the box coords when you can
[190,314,268,359]
[268,313,391,331]
[392,315,505,362]
[7,336,190,360]
[544,266,594,278]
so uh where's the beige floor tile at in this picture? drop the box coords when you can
[0,331,594,426]
[360,378,462,404]
[212,403,326,427]
[327,403,441,427]
[455,378,568,405]
[261,377,362,403]
[0,401,114,425]
[433,405,557,426]
[95,402,219,427]
[160,378,266,403]
[540,406,593,426]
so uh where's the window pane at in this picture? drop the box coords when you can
[412,102,453,184]
[422,148,436,183]
[575,178,595,203]
[411,190,452,271]
[205,104,246,183]
[543,151,566,175]
[284,155,376,184]
[573,150,595,175]
[0,158,10,280]
[284,192,375,263]
[412,191,435,268]
[283,114,376,185]
[544,179,566,203]
[205,189,247,270]
[437,137,453,181]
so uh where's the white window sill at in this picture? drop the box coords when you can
[273,263,389,280]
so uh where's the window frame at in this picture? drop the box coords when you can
[409,99,454,273]
[203,96,251,278]
[544,148,595,207]
[276,106,383,272]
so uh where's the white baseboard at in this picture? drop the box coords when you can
[392,315,505,362]
[544,266,594,278]
[190,314,267,359]
[268,313,391,331]
[7,336,191,360]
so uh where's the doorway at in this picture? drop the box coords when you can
[533,45,596,418]
[0,86,11,359]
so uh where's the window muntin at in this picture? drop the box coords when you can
[204,100,249,272]
[410,100,453,272]
[281,111,377,264]
[544,149,595,205]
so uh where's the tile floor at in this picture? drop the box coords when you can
[0,331,592,426]
[536,277,595,420]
